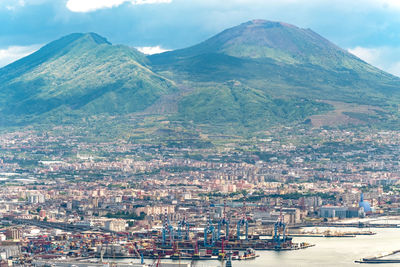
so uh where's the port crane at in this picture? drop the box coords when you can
[236,198,249,240]
[217,199,230,240]
[204,210,217,247]
[177,215,191,240]
[236,218,249,240]
[162,210,174,246]
[274,206,287,250]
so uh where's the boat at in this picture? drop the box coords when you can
[239,248,258,260]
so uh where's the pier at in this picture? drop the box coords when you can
[356,250,400,264]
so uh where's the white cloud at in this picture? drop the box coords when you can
[136,46,170,55]
[379,0,400,8]
[0,45,41,67]
[1,0,53,10]
[1,0,25,10]
[348,47,378,63]
[349,46,400,77]
[66,0,172,13]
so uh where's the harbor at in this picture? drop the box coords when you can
[39,226,399,266]
[6,218,400,266]
[91,215,314,261]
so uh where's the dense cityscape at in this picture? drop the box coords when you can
[1,125,400,265]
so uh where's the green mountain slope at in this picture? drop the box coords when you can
[0,33,175,125]
[177,81,331,128]
[150,20,400,108]
[1,20,400,132]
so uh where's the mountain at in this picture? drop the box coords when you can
[148,20,400,128]
[150,20,399,102]
[151,20,349,64]
[1,20,400,132]
[0,33,175,125]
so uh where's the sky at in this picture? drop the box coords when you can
[1,0,400,76]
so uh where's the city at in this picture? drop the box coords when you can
[1,125,400,265]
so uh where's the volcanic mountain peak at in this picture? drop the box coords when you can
[150,19,348,65]
[213,19,343,60]
[244,19,297,28]
[149,19,400,115]
[1,20,399,130]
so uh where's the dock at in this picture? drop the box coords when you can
[355,250,400,264]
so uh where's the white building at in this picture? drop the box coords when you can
[105,219,126,232]
[28,194,45,204]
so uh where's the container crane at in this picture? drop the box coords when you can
[236,198,249,240]
[274,205,287,250]
[177,215,191,240]
[162,209,174,246]
[204,210,217,247]
[218,199,230,241]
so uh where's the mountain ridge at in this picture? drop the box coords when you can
[0,20,399,132]
[0,32,175,124]
[149,20,400,104]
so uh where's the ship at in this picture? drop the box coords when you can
[239,248,258,260]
